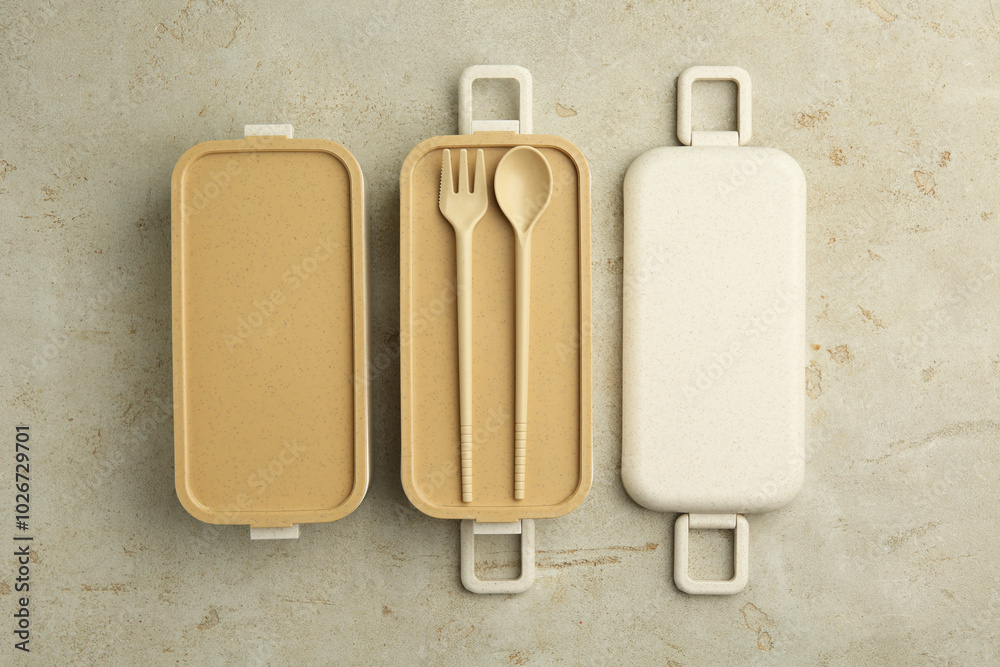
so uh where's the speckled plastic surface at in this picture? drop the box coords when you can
[400,132,592,523]
[171,134,368,529]
[622,66,806,594]
[622,143,806,513]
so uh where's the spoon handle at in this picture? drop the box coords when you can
[514,232,532,500]
[456,229,474,503]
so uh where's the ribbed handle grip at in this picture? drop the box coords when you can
[461,426,473,503]
[514,422,527,500]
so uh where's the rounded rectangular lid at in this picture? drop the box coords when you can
[171,136,368,527]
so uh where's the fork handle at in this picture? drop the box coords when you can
[456,229,475,503]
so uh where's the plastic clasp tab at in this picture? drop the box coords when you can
[460,519,536,594]
[674,513,749,595]
[250,525,300,540]
[244,124,294,139]
[676,65,752,147]
[458,65,532,135]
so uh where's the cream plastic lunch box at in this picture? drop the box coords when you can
[400,66,592,594]
[172,125,369,539]
[622,67,806,594]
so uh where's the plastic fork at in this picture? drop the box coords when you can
[439,148,488,503]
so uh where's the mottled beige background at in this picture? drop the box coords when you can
[2,0,998,664]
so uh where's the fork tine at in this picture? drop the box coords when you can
[458,149,470,193]
[439,149,452,210]
[473,149,486,194]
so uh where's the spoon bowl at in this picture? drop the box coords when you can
[495,146,554,236]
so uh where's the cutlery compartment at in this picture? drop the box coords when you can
[400,132,592,521]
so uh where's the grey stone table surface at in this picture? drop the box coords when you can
[2,0,998,664]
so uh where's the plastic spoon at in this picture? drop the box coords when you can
[494,146,553,500]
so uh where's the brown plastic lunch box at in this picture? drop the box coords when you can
[171,125,368,539]
[400,66,593,593]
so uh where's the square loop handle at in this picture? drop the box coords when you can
[460,519,536,594]
[459,65,533,135]
[673,513,749,595]
[676,66,752,146]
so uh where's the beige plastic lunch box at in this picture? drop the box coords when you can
[400,66,593,593]
[622,67,806,594]
[171,125,369,539]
